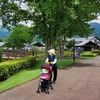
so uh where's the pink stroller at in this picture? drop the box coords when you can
[36,63,53,94]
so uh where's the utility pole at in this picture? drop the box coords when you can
[73,39,75,61]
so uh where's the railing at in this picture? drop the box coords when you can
[2,50,32,60]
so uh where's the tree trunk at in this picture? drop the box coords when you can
[59,38,62,58]
[45,36,49,57]
[59,45,62,58]
[59,36,66,58]
[52,36,55,49]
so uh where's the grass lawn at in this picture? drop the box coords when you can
[0,59,75,93]
[58,59,75,68]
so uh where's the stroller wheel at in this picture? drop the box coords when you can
[45,89,50,94]
[36,88,41,93]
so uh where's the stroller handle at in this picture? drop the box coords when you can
[46,62,51,65]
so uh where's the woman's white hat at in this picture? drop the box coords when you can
[48,49,55,55]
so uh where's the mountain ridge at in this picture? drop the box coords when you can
[0,26,10,41]
[0,22,100,40]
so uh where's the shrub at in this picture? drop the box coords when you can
[0,55,36,81]
[0,48,3,63]
[38,50,46,54]
[92,50,100,55]
[64,51,72,56]
[81,51,98,57]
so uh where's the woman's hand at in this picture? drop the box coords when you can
[50,62,53,64]
[46,62,50,64]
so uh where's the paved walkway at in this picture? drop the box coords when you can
[0,56,100,100]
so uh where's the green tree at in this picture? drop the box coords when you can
[66,40,74,49]
[0,0,100,56]
[5,24,33,49]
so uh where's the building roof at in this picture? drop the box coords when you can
[75,40,90,46]
[30,41,45,47]
[67,36,100,47]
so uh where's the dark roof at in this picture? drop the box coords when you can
[31,42,45,47]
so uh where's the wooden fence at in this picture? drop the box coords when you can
[2,50,32,61]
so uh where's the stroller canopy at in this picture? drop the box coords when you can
[41,63,52,72]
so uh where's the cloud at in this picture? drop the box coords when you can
[19,20,33,27]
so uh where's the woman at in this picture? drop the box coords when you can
[45,49,58,83]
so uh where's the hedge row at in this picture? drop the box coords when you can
[92,50,100,55]
[81,52,98,57]
[0,55,36,81]
[0,48,3,62]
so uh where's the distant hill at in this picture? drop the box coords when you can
[0,26,10,40]
[89,22,100,38]
[0,22,100,40]
[0,30,10,38]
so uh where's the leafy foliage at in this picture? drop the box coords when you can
[0,0,100,53]
[5,24,33,49]
[66,40,74,49]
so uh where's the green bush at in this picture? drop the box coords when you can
[81,51,98,57]
[0,48,3,63]
[92,50,100,55]
[38,50,46,54]
[64,51,72,56]
[0,55,36,81]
